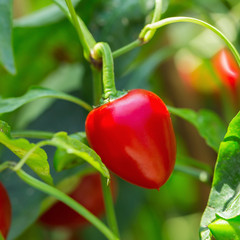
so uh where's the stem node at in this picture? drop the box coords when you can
[90,54,103,70]
[92,43,117,100]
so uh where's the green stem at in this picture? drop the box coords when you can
[92,43,117,99]
[174,164,212,184]
[101,175,120,238]
[65,0,95,60]
[91,49,119,237]
[112,39,142,58]
[11,130,54,139]
[139,17,240,66]
[51,94,92,111]
[152,0,163,23]
[144,0,163,41]
[0,161,15,173]
[16,169,119,240]
[91,66,103,106]
[112,0,163,59]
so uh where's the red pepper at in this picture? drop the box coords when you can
[39,173,116,229]
[212,49,240,93]
[0,182,11,239]
[176,55,220,94]
[187,63,220,94]
[85,89,176,189]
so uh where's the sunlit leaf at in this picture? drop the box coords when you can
[0,120,11,137]
[51,132,109,178]
[53,132,88,171]
[0,86,89,115]
[200,111,240,240]
[0,132,52,184]
[208,216,240,240]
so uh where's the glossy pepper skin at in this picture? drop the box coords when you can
[85,89,176,189]
[212,49,240,93]
[0,183,11,239]
[39,173,116,229]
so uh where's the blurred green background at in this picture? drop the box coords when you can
[0,0,239,239]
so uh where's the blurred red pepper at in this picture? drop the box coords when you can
[212,48,240,94]
[39,173,117,229]
[0,182,11,239]
[176,49,240,96]
[176,54,220,94]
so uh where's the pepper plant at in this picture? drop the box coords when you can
[0,0,240,240]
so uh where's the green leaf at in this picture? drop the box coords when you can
[52,0,72,16]
[0,132,52,185]
[200,111,240,240]
[0,120,11,137]
[168,107,226,152]
[53,132,87,171]
[71,132,89,146]
[51,132,109,178]
[53,0,96,52]
[208,216,240,240]
[53,135,84,172]
[76,16,96,49]
[14,0,81,28]
[15,63,84,129]
[52,0,83,19]
[0,86,90,115]
[0,0,16,74]
[14,4,66,28]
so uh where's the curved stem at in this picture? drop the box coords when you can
[152,0,163,23]
[0,161,15,173]
[112,39,142,59]
[54,94,92,111]
[16,169,119,240]
[139,17,240,66]
[65,0,96,60]
[101,175,120,238]
[11,130,54,139]
[174,164,212,185]
[112,0,162,59]
[92,43,117,99]
[144,0,163,41]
